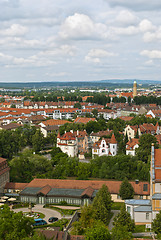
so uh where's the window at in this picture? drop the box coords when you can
[127,206,131,213]
[140,195,143,199]
[102,144,105,147]
[102,149,105,153]
[146,213,149,220]
[143,184,148,192]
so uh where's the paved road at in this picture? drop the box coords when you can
[108,210,119,231]
[13,205,62,223]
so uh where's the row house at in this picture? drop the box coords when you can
[92,134,118,158]
[44,108,91,120]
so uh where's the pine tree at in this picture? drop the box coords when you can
[119,178,134,200]
[113,204,135,232]
[92,184,112,224]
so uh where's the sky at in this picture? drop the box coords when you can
[1,0,161,82]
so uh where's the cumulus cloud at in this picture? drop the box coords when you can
[140,50,161,59]
[139,19,156,32]
[0,24,28,36]
[85,48,117,63]
[59,13,107,40]
[115,10,139,26]
[143,26,161,42]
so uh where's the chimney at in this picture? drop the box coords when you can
[135,179,139,184]
[77,130,79,136]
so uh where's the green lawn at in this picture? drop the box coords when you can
[134,225,146,233]
[111,202,124,210]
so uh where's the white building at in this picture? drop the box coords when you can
[57,131,78,157]
[92,134,117,158]
[126,138,139,156]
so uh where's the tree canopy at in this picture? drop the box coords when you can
[0,205,34,240]
[119,178,134,200]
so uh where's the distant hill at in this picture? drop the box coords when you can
[0,79,160,89]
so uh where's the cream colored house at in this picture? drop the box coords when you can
[124,125,141,140]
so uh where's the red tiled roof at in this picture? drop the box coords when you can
[74,117,96,124]
[81,186,94,198]
[0,157,7,163]
[126,138,139,150]
[119,116,134,121]
[42,119,70,126]
[110,133,117,144]
[37,185,52,195]
[25,178,150,195]
[4,182,28,190]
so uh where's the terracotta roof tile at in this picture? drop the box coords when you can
[4,182,28,190]
[74,117,96,124]
[26,178,150,195]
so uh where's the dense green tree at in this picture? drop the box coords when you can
[32,129,44,153]
[77,162,91,180]
[113,204,135,232]
[111,226,133,240]
[92,184,112,224]
[92,109,98,118]
[152,210,161,237]
[136,133,158,162]
[79,204,95,229]
[119,178,134,200]
[44,130,57,147]
[85,222,111,240]
[9,149,53,182]
[74,102,82,109]
[0,205,34,240]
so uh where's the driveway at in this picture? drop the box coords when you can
[13,204,62,223]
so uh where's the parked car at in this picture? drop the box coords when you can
[33,218,47,226]
[48,217,58,223]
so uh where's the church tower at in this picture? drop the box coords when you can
[133,81,137,98]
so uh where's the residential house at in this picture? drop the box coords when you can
[124,123,159,140]
[124,125,141,140]
[57,131,78,157]
[90,129,113,144]
[39,119,70,137]
[0,123,21,131]
[98,109,117,120]
[74,117,96,124]
[92,134,117,157]
[126,138,139,156]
